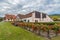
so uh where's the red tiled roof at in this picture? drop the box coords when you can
[17,13,32,19]
[5,14,16,20]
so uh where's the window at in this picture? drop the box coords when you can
[35,12,41,18]
[8,19,9,20]
[42,13,46,18]
[28,20,29,22]
[35,20,38,22]
[24,20,26,22]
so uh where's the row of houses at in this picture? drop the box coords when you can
[4,11,53,22]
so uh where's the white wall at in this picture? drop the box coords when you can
[5,19,14,21]
[21,17,33,22]
[19,12,54,22]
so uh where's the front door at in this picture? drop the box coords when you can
[35,20,38,22]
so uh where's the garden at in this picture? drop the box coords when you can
[12,21,60,40]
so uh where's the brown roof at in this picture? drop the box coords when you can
[5,14,16,19]
[17,13,32,19]
[17,11,46,19]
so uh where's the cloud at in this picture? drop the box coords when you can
[53,0,60,3]
[0,0,60,17]
[7,0,20,5]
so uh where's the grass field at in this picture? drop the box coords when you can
[51,36,60,40]
[0,22,46,40]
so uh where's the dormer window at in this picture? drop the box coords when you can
[42,13,46,18]
[35,12,41,18]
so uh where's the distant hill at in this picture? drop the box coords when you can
[49,14,60,18]
[49,14,60,16]
[49,14,60,21]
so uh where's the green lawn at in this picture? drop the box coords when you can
[0,22,46,40]
[51,36,60,40]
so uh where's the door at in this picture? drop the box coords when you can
[35,20,38,22]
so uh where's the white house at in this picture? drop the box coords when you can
[17,11,53,22]
[4,14,16,21]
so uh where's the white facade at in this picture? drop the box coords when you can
[4,19,14,21]
[18,12,53,22]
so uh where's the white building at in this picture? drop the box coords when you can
[17,11,53,22]
[4,14,16,21]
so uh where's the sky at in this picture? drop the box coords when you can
[0,0,60,17]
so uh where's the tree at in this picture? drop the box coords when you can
[43,25,51,39]
[52,16,58,21]
[46,26,50,38]
[35,24,41,35]
[53,24,59,36]
[27,23,32,31]
[0,17,3,22]
[37,24,44,35]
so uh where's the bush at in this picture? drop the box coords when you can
[34,22,55,25]
[0,18,3,22]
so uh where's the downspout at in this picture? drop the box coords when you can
[41,13,42,21]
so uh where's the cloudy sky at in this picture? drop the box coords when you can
[0,0,60,17]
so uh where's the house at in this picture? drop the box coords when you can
[4,14,16,21]
[17,11,53,22]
